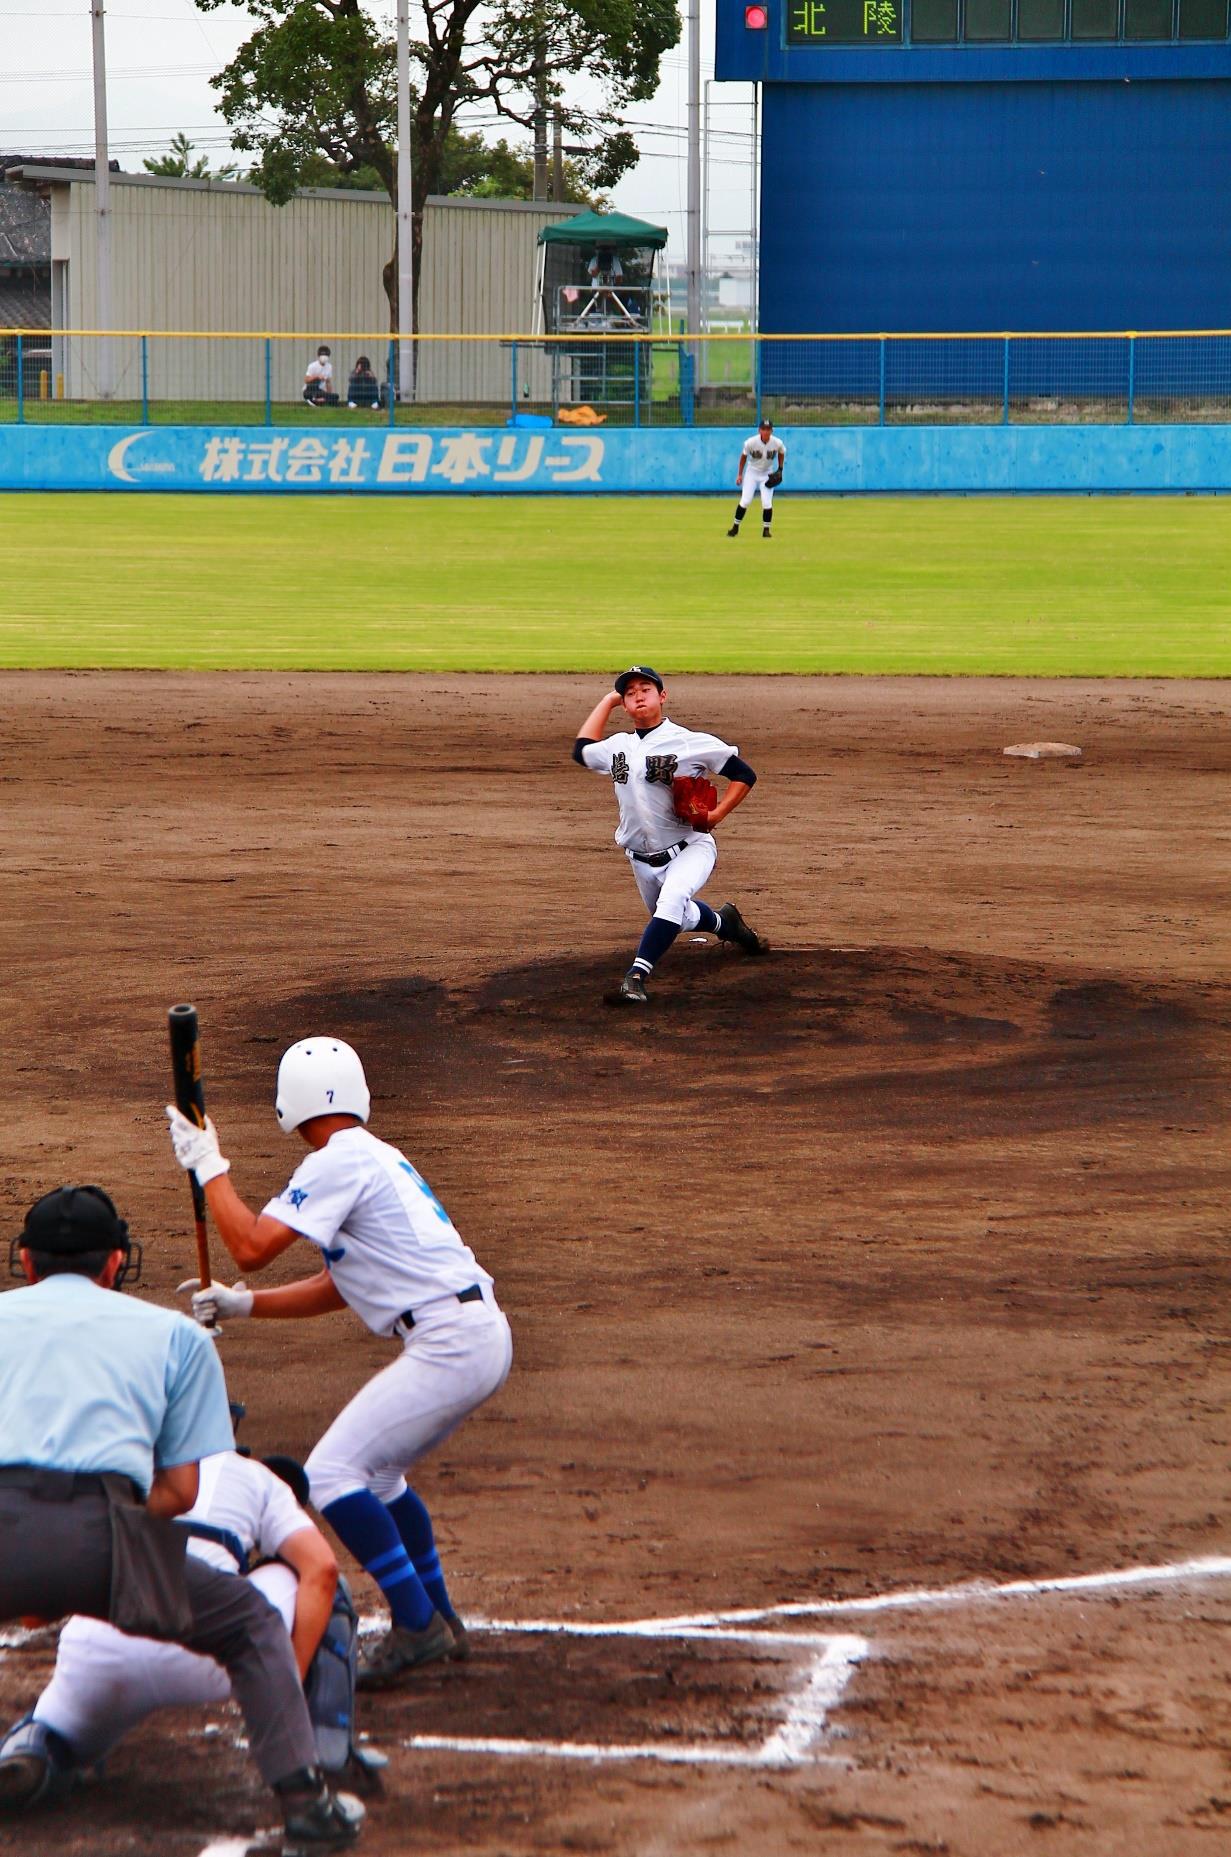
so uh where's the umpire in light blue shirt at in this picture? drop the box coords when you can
[0,1185,362,1853]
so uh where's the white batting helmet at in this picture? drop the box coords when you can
[275,1037,371,1134]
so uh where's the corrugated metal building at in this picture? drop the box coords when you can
[4,165,578,404]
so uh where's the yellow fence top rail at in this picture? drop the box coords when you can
[4,327,1231,343]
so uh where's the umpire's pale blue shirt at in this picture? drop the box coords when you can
[0,1275,234,1496]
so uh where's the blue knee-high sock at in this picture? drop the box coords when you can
[694,901,721,934]
[321,1490,435,1631]
[386,1488,453,1620]
[631,915,681,977]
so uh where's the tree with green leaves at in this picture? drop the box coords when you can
[143,132,239,181]
[193,0,678,329]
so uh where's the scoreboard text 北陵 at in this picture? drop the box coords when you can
[786,0,903,41]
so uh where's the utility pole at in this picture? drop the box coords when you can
[552,109,564,202]
[686,0,701,343]
[90,0,113,397]
[532,29,548,200]
[396,0,414,402]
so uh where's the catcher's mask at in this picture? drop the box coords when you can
[10,1183,143,1287]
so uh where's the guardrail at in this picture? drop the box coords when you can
[3,329,1231,427]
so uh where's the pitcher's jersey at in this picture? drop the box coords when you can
[181,1452,310,1574]
[579,717,736,854]
[262,1125,491,1337]
[741,432,785,476]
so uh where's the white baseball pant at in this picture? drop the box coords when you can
[305,1294,514,1509]
[627,835,717,930]
[33,1561,298,1767]
[739,472,775,512]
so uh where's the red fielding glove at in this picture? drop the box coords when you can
[672,775,719,830]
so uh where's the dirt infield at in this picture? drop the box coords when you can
[1,671,1228,1857]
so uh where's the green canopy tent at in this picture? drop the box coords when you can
[537,209,669,250]
[535,210,669,335]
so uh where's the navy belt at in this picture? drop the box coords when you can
[630,841,687,868]
[397,1283,483,1331]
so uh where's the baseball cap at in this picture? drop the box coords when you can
[20,1184,129,1254]
[614,665,664,696]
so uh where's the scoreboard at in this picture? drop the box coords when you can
[786,0,903,41]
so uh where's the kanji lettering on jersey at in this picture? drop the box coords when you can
[644,754,679,787]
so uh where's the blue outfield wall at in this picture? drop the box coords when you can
[6,422,1231,493]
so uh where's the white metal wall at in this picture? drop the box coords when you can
[36,170,575,403]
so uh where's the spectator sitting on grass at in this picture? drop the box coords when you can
[303,346,338,407]
[347,356,380,409]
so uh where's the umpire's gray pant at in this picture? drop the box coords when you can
[0,1485,316,1785]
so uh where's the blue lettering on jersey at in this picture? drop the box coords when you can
[322,1244,346,1265]
[398,1159,451,1225]
[284,1187,310,1210]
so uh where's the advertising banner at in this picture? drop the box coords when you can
[3,422,1231,494]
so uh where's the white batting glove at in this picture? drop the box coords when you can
[177,1277,254,1325]
[165,1105,231,1187]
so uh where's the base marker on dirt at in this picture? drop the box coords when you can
[1003,741,1082,760]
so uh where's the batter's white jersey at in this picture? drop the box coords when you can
[579,718,737,854]
[740,431,785,478]
[263,1126,492,1337]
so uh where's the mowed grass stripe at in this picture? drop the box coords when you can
[2,492,1227,674]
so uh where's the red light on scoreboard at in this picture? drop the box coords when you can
[745,3,769,24]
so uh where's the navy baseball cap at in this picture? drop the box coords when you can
[21,1184,128,1254]
[614,665,664,696]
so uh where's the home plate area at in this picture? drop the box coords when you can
[360,1615,868,1769]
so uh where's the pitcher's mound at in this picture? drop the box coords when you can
[1003,741,1082,760]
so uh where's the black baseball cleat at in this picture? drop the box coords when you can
[605,970,649,1006]
[727,524,740,537]
[276,1767,364,1853]
[762,526,772,538]
[356,1610,454,1690]
[717,902,769,956]
[443,1610,472,1661]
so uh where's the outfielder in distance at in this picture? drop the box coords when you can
[574,666,769,1005]
[728,417,786,540]
[167,1036,513,1691]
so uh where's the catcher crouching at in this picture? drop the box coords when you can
[573,666,768,1005]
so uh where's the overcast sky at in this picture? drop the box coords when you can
[0,0,755,266]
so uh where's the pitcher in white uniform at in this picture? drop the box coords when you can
[166,1037,513,1690]
[574,666,769,1005]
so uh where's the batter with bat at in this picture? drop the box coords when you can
[573,667,769,1005]
[165,1035,513,1691]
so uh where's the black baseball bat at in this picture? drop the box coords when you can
[167,1003,212,1292]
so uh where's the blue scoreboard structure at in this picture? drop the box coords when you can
[715,0,1231,338]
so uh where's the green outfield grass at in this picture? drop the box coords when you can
[1,492,1227,674]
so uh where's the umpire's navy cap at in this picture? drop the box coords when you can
[614,665,664,696]
[21,1184,129,1255]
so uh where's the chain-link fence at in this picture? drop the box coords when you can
[3,329,1231,426]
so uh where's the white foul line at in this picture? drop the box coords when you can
[404,1629,869,1771]
[602,1553,1231,1631]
